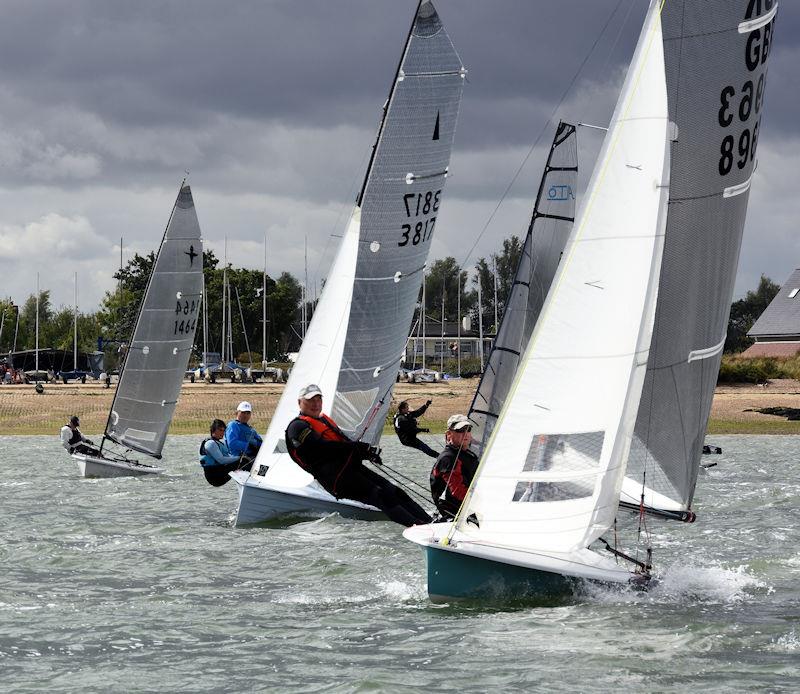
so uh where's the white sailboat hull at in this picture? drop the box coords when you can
[231,470,385,526]
[72,453,165,478]
[404,523,644,602]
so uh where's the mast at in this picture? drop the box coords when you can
[35,273,39,381]
[492,255,498,332]
[222,237,228,364]
[262,232,267,364]
[476,269,484,373]
[457,273,461,377]
[73,271,78,371]
[421,270,426,371]
[440,283,445,373]
[202,272,208,362]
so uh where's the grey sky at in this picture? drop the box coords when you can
[0,0,796,312]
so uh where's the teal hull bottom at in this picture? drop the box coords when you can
[426,545,581,604]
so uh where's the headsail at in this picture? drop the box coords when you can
[469,122,578,456]
[249,0,465,489]
[105,185,203,458]
[452,0,670,553]
[624,0,779,514]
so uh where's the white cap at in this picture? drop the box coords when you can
[299,384,323,400]
[237,401,252,412]
[447,414,472,431]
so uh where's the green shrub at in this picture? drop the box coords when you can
[718,356,786,383]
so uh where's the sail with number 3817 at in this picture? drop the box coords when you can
[405,0,778,602]
[231,0,466,524]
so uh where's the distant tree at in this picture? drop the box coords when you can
[15,291,53,351]
[423,257,473,324]
[725,274,781,353]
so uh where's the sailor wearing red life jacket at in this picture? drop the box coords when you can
[285,384,431,527]
[429,414,479,519]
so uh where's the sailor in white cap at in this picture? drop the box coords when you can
[225,400,263,459]
[284,384,432,527]
[429,414,479,519]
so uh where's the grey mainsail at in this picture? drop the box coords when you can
[468,121,577,456]
[626,0,778,512]
[105,185,203,458]
[330,0,466,442]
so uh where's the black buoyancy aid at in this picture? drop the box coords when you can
[199,438,211,465]
[69,428,82,449]
[288,414,348,470]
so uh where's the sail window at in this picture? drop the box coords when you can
[789,289,799,299]
[511,431,604,503]
[331,388,379,431]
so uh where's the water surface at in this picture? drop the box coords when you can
[1,435,798,691]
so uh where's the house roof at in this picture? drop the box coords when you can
[748,268,800,338]
[740,341,800,358]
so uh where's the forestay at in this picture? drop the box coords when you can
[453,1,670,553]
[105,185,203,458]
[624,0,779,513]
[469,122,577,456]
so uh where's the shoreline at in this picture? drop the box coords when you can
[2,378,800,437]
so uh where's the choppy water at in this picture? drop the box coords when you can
[1,434,798,692]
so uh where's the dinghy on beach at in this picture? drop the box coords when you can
[72,183,204,478]
[231,0,465,525]
[406,0,779,601]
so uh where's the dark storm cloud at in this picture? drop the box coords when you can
[0,0,796,309]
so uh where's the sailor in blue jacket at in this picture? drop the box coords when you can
[225,401,263,458]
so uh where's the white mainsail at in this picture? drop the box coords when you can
[450,1,669,554]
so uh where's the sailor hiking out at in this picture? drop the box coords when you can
[285,384,431,527]
[393,399,439,458]
[60,416,100,457]
[200,418,254,487]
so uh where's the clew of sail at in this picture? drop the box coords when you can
[469,122,578,457]
[105,185,203,458]
[623,0,779,515]
[452,1,670,554]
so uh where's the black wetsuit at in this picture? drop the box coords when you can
[393,402,438,458]
[285,414,431,527]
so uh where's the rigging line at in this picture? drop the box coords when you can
[457,0,627,271]
[365,460,432,507]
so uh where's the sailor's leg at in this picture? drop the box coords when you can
[410,438,439,458]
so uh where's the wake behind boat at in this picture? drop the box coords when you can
[232,0,465,525]
[71,183,204,478]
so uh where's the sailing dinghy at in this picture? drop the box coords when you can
[231,0,465,525]
[406,0,778,601]
[468,121,578,458]
[73,184,203,478]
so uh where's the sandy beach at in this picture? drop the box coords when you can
[2,377,800,436]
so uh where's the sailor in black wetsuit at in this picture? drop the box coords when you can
[393,400,439,458]
[285,384,432,527]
